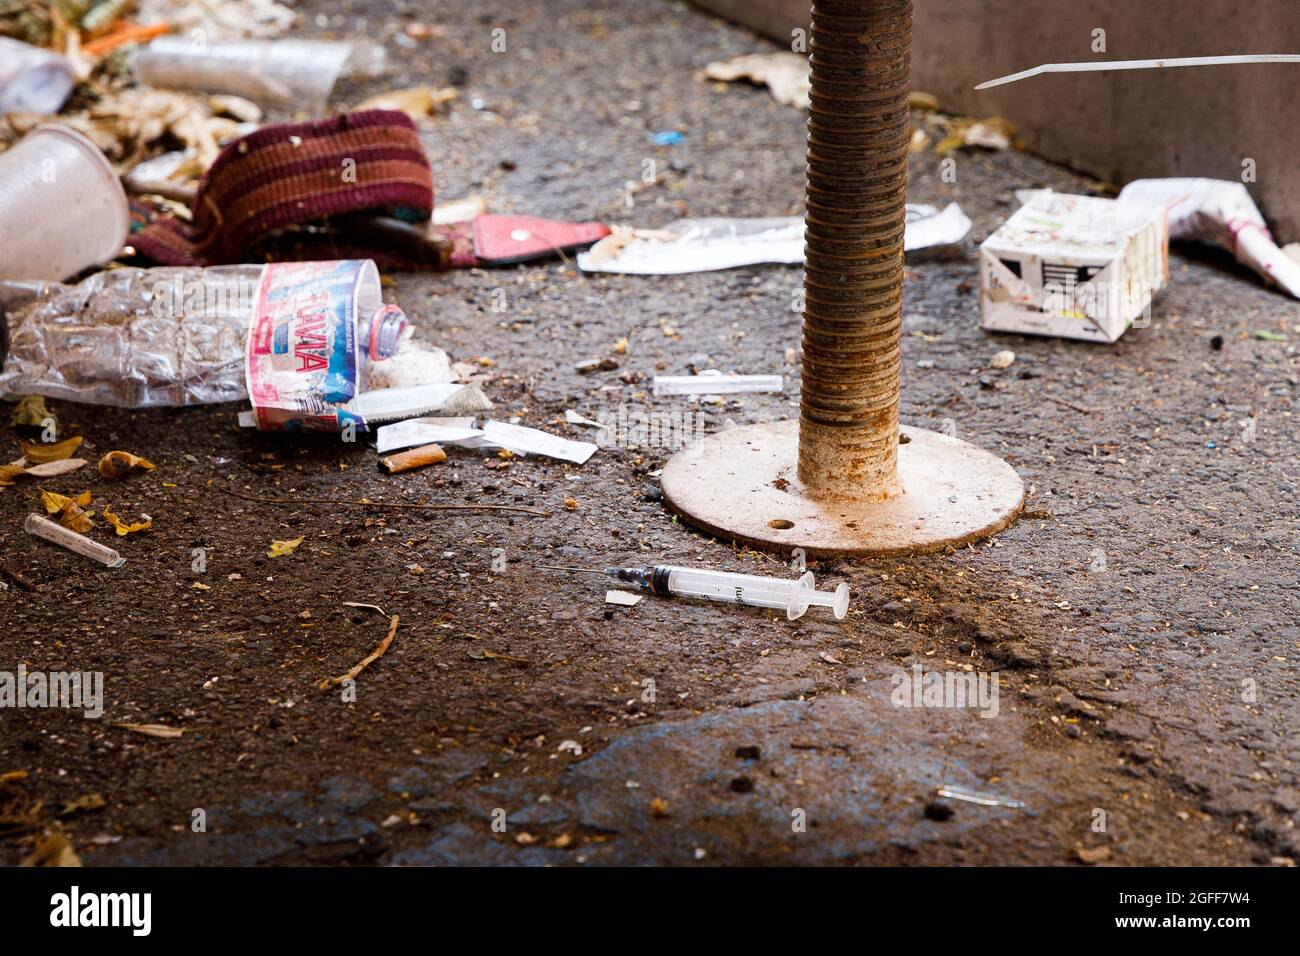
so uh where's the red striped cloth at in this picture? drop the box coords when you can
[131,110,437,267]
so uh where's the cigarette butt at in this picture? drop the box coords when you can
[379,442,447,474]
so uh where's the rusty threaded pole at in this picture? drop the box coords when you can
[798,0,911,500]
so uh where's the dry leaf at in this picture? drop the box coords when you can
[40,488,94,533]
[22,459,88,478]
[22,832,81,867]
[1074,845,1112,864]
[20,436,83,464]
[59,793,106,817]
[98,450,157,480]
[355,85,458,120]
[115,723,184,739]
[268,536,305,558]
[102,506,152,536]
[0,463,26,487]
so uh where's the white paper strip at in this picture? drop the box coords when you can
[482,420,598,465]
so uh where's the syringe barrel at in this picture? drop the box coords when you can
[657,565,802,615]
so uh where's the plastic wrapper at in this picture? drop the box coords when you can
[577,205,971,275]
[0,266,259,408]
[1117,178,1300,300]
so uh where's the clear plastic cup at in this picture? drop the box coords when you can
[0,37,75,114]
[0,124,129,282]
[132,37,355,114]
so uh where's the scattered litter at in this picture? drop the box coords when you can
[1254,329,1287,342]
[1118,178,1300,300]
[482,421,598,465]
[977,54,1300,90]
[605,589,643,607]
[704,52,810,109]
[990,350,1016,369]
[135,0,296,42]
[0,125,127,282]
[649,130,684,146]
[980,192,1168,343]
[102,507,151,536]
[557,740,583,756]
[354,85,459,120]
[472,214,611,265]
[575,357,620,374]
[98,451,156,481]
[318,613,399,690]
[654,372,783,396]
[539,563,850,620]
[267,536,304,558]
[375,418,488,455]
[935,784,1025,809]
[132,38,366,114]
[0,37,74,114]
[579,206,969,274]
[114,723,183,739]
[937,117,1016,153]
[564,409,604,429]
[379,442,447,475]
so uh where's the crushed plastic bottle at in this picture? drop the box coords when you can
[0,263,408,410]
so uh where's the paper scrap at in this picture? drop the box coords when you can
[482,421,598,465]
[605,589,643,607]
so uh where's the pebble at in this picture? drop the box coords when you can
[924,800,954,821]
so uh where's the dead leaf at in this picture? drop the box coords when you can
[40,488,94,533]
[102,507,152,536]
[0,769,28,783]
[22,459,88,478]
[267,536,305,558]
[22,832,81,867]
[115,723,184,739]
[1074,845,1112,865]
[0,463,26,487]
[818,651,842,665]
[98,450,157,480]
[355,85,458,120]
[59,793,106,817]
[191,582,211,590]
[9,395,53,428]
[20,436,83,464]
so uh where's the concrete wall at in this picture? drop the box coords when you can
[694,0,1300,241]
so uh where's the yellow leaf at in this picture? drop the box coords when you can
[102,506,152,536]
[0,463,25,487]
[267,536,305,558]
[98,450,157,481]
[40,488,94,532]
[19,436,83,464]
[115,723,184,739]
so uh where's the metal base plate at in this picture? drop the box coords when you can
[660,420,1024,557]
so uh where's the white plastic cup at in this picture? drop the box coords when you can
[132,38,354,114]
[0,124,129,282]
[0,37,75,114]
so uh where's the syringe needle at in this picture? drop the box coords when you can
[535,564,610,575]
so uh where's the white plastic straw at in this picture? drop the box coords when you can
[976,54,1300,90]
[25,514,125,568]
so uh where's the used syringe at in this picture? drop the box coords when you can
[539,563,850,620]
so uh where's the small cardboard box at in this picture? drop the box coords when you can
[979,193,1168,343]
